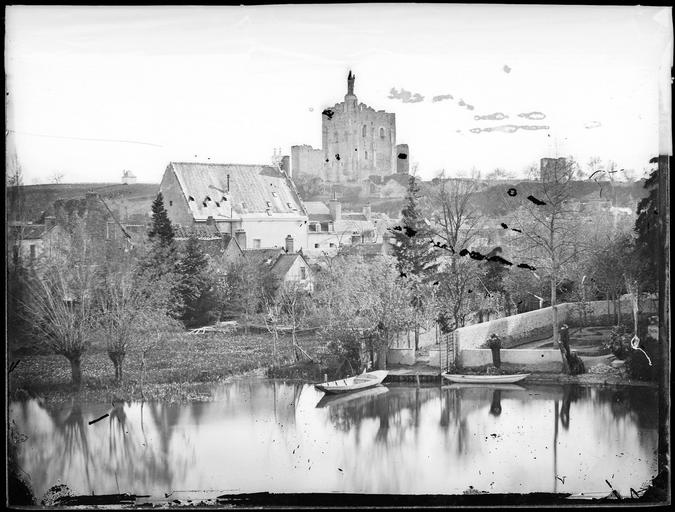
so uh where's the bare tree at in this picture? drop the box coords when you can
[508,158,581,347]
[428,174,484,330]
[22,261,97,387]
[264,281,313,363]
[95,268,173,383]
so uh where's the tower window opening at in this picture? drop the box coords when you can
[362,125,367,137]
[379,127,385,139]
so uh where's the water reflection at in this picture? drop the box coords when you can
[9,381,658,499]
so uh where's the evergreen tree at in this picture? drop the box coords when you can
[148,193,175,246]
[176,236,220,327]
[389,175,439,350]
[389,175,438,278]
[634,164,659,292]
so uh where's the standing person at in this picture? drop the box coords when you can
[488,333,502,368]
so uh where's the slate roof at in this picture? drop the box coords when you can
[15,224,56,240]
[173,224,222,239]
[270,253,304,279]
[244,248,286,265]
[167,162,307,222]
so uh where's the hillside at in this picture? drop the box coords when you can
[9,182,159,223]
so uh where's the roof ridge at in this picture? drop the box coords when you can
[171,161,275,168]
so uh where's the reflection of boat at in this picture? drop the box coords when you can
[442,373,529,384]
[314,370,389,394]
[315,385,389,408]
[442,383,526,391]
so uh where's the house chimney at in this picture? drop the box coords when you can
[206,216,214,226]
[227,174,230,192]
[363,203,371,220]
[285,234,294,253]
[328,198,342,222]
[235,228,246,250]
[44,216,56,229]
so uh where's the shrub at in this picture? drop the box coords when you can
[605,325,631,360]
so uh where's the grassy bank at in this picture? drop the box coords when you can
[8,331,329,404]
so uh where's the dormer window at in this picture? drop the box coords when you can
[287,202,292,208]
[215,202,220,207]
[205,196,211,201]
[202,202,207,208]
[266,201,272,207]
[241,202,247,209]
[272,192,278,198]
[266,209,272,216]
[188,196,195,201]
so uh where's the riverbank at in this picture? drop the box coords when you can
[8,331,329,404]
[384,360,658,388]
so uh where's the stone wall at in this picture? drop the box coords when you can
[459,349,563,368]
[387,348,416,365]
[454,298,652,351]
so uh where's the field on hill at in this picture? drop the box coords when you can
[10,182,159,223]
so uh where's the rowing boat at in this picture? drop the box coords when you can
[441,373,530,384]
[315,386,389,408]
[314,370,388,394]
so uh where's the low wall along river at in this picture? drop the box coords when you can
[418,296,657,369]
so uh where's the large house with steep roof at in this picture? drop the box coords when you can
[159,162,309,252]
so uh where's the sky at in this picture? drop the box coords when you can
[5,4,673,184]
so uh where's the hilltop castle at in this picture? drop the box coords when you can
[291,71,409,183]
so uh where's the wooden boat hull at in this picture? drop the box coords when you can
[315,370,388,394]
[442,373,530,384]
[442,383,526,391]
[315,386,389,408]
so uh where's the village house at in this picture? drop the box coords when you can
[244,235,314,292]
[159,162,309,251]
[173,224,244,267]
[303,197,397,257]
[9,217,65,266]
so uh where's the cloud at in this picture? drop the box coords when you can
[518,111,546,120]
[503,65,511,73]
[469,124,550,134]
[474,112,508,121]
[389,87,424,103]
[584,120,602,129]
[458,98,475,110]
[432,94,454,102]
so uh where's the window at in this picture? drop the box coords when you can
[301,267,307,280]
[314,243,319,249]
[253,239,261,249]
[379,127,385,139]
[329,243,335,248]
[365,151,368,159]
[30,245,36,260]
[362,125,367,137]
[169,200,173,206]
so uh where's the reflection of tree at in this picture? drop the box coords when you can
[325,387,437,445]
[52,405,93,491]
[489,391,502,416]
[559,385,583,429]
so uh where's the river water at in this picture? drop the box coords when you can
[9,381,658,500]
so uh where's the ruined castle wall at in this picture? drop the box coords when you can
[291,145,325,179]
[322,99,396,183]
